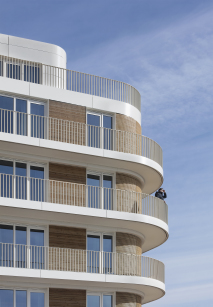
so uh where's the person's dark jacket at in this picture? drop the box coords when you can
[155,191,167,201]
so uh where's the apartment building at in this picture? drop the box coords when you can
[0,34,168,307]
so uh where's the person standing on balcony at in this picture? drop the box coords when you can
[155,188,167,201]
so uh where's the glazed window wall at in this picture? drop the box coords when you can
[0,289,45,307]
[0,159,45,201]
[87,112,113,149]
[87,233,113,274]
[0,95,45,138]
[0,58,41,83]
[0,224,45,269]
[87,293,113,307]
[87,172,113,210]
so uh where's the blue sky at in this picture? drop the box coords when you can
[0,0,213,306]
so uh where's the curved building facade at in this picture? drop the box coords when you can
[0,34,168,306]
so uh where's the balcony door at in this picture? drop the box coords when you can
[87,112,113,150]
[87,234,113,274]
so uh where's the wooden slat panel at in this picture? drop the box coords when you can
[49,226,86,250]
[49,289,86,307]
[116,292,142,307]
[116,232,142,255]
[116,114,141,135]
[49,100,86,123]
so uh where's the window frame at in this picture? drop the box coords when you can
[0,287,48,307]
[87,292,115,307]
[86,110,115,150]
[86,171,115,210]
[0,94,47,136]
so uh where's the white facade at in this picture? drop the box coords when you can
[0,34,168,306]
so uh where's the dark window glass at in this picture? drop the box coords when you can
[6,63,21,80]
[16,290,27,307]
[15,163,27,200]
[87,235,100,273]
[0,61,3,77]
[103,295,112,307]
[0,160,13,198]
[87,295,100,307]
[0,289,13,307]
[24,65,40,84]
[103,175,113,210]
[87,174,100,209]
[87,114,100,148]
[103,235,113,273]
[16,99,27,136]
[0,225,13,267]
[30,103,45,139]
[103,115,113,150]
[30,230,44,269]
[30,292,44,307]
[0,96,14,133]
[30,166,44,201]
[15,226,27,268]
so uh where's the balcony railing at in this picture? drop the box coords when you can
[0,173,168,224]
[0,108,163,166]
[0,243,165,283]
[0,55,141,111]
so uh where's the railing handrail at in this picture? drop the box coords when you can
[0,242,165,282]
[0,107,163,166]
[0,54,141,111]
[0,172,168,224]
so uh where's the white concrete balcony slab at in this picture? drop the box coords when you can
[0,243,165,304]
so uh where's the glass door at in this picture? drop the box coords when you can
[30,103,45,139]
[103,235,113,274]
[87,174,100,208]
[103,175,113,210]
[15,226,27,268]
[103,115,113,150]
[30,229,44,269]
[0,225,13,267]
[0,95,14,133]
[30,166,44,201]
[87,113,101,148]
[87,235,100,273]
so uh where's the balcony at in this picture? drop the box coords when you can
[0,55,141,111]
[0,108,163,167]
[0,173,168,224]
[0,242,164,283]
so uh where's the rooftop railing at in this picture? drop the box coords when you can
[0,108,163,166]
[0,173,168,224]
[0,243,165,283]
[0,55,141,111]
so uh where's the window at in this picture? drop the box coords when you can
[6,63,21,80]
[0,159,45,201]
[87,112,113,150]
[0,224,45,269]
[87,293,113,307]
[87,233,114,274]
[0,289,45,307]
[87,172,113,209]
[0,95,46,138]
[24,65,40,84]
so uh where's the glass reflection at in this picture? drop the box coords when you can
[30,292,44,307]
[30,166,44,201]
[103,235,113,274]
[103,115,112,150]
[15,226,27,268]
[87,235,100,273]
[31,103,45,139]
[16,290,27,307]
[0,289,13,307]
[87,295,100,307]
[87,174,100,209]
[0,95,14,133]
[103,175,112,210]
[15,163,27,200]
[16,99,27,136]
[103,295,112,307]
[87,114,100,148]
[0,160,13,198]
[30,230,44,269]
[0,224,13,267]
